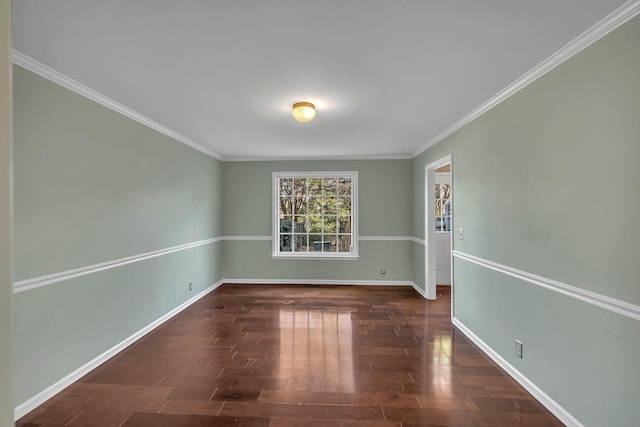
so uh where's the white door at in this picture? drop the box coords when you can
[435,171,451,285]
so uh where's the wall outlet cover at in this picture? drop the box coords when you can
[515,340,523,359]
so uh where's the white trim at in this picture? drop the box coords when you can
[13,237,223,293]
[411,1,640,158]
[12,235,422,295]
[412,237,427,245]
[411,282,428,299]
[434,171,451,185]
[272,171,359,259]
[223,154,413,162]
[271,254,360,261]
[453,250,640,322]
[13,279,225,421]
[221,235,272,241]
[12,2,640,164]
[452,317,583,427]
[12,50,222,160]
[425,155,453,300]
[222,278,429,300]
[223,236,418,242]
[359,236,414,241]
[222,278,415,287]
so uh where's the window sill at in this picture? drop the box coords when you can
[272,253,360,260]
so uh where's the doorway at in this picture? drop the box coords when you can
[425,155,453,306]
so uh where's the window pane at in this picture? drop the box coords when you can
[323,197,337,215]
[280,235,292,252]
[309,234,322,252]
[293,234,308,252]
[309,197,323,214]
[280,216,292,233]
[323,178,337,196]
[323,216,337,234]
[326,235,338,252]
[280,197,293,215]
[338,177,351,195]
[339,216,351,233]
[337,197,351,214]
[338,235,351,252]
[280,178,293,195]
[444,203,451,231]
[294,178,307,195]
[293,197,307,215]
[294,216,307,233]
[308,216,322,234]
[309,178,322,194]
[314,239,331,252]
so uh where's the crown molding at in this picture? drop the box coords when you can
[411,0,640,158]
[12,50,223,160]
[13,1,640,163]
[222,154,414,162]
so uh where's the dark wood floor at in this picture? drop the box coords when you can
[18,284,563,426]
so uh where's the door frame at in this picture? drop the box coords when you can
[424,155,454,311]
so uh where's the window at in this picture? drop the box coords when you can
[435,182,451,232]
[273,172,358,258]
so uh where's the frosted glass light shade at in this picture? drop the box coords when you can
[292,102,316,123]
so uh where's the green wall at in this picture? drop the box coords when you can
[12,66,224,405]
[0,0,13,425]
[412,15,640,426]
[11,11,640,427]
[222,160,413,282]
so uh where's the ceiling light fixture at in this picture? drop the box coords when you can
[291,102,316,123]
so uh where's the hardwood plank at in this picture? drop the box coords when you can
[16,284,563,427]
[66,409,132,427]
[121,412,270,427]
[219,401,385,421]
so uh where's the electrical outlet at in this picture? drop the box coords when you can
[515,340,523,359]
[458,227,464,240]
[381,268,387,275]
[188,282,193,292]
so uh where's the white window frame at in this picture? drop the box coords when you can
[272,171,359,260]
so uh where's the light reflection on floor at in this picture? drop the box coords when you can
[277,309,355,392]
[431,334,454,394]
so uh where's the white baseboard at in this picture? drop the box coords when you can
[223,279,428,299]
[222,278,416,287]
[451,317,583,427]
[410,282,428,299]
[14,280,224,421]
[14,279,422,420]
[223,279,431,300]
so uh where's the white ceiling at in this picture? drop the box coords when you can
[12,1,630,160]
